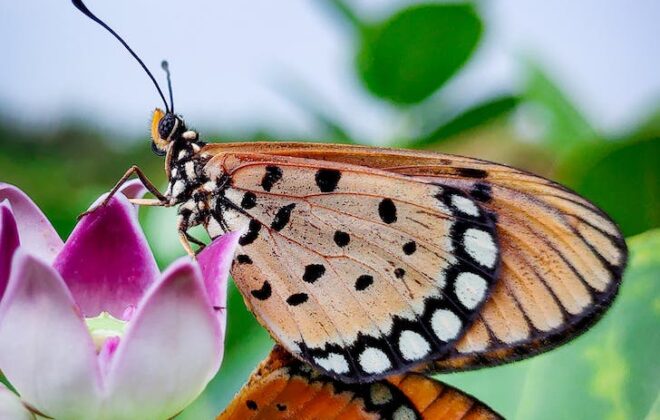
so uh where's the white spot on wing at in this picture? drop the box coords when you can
[314,353,350,374]
[455,272,488,309]
[431,309,462,341]
[393,406,417,420]
[359,347,392,374]
[452,195,480,216]
[177,150,188,160]
[370,383,393,405]
[398,330,431,361]
[463,228,498,268]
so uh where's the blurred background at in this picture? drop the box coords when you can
[1,0,658,418]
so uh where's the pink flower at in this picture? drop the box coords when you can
[0,182,239,419]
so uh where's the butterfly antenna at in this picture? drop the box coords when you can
[161,60,175,113]
[71,0,170,112]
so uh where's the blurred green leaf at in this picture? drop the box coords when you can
[625,102,660,141]
[405,94,520,148]
[523,62,599,153]
[355,3,483,105]
[555,136,659,237]
[324,0,364,30]
[440,229,660,419]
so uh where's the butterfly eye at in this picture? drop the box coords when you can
[158,113,179,140]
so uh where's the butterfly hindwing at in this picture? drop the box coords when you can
[201,152,500,382]
[201,143,626,373]
[217,346,502,420]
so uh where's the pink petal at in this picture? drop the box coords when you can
[104,259,223,419]
[98,336,121,378]
[0,383,35,420]
[0,250,101,419]
[118,179,148,201]
[53,194,159,319]
[0,202,20,300]
[197,231,241,331]
[0,184,63,263]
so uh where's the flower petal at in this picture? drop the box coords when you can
[53,194,159,318]
[197,231,241,331]
[0,184,63,263]
[118,179,148,201]
[0,202,20,300]
[0,250,101,419]
[104,259,222,419]
[0,383,35,420]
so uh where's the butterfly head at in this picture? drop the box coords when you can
[150,108,187,155]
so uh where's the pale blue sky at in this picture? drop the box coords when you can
[1,0,659,142]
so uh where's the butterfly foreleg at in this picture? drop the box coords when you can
[78,165,169,220]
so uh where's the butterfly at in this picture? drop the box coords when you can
[218,345,502,419]
[72,0,627,383]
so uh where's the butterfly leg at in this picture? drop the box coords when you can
[178,231,197,259]
[78,165,168,220]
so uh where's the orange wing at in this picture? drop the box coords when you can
[201,142,627,373]
[201,151,500,382]
[218,346,502,420]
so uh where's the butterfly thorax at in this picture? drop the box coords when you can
[164,134,218,232]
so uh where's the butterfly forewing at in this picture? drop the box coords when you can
[202,152,499,382]
[217,346,502,420]
[201,143,626,372]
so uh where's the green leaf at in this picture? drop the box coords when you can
[405,94,520,148]
[522,62,599,153]
[440,229,660,419]
[555,136,660,237]
[357,3,483,105]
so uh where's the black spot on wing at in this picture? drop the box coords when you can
[394,268,405,279]
[287,293,309,306]
[333,230,350,247]
[240,191,257,209]
[378,198,397,224]
[251,281,272,300]
[276,403,287,412]
[402,241,417,255]
[315,168,342,192]
[303,264,326,283]
[456,167,488,179]
[246,400,258,410]
[470,182,493,202]
[261,165,283,192]
[239,220,261,245]
[271,203,296,231]
[237,254,253,264]
[355,275,374,291]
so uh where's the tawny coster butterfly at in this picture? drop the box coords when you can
[73,0,627,383]
[218,346,502,419]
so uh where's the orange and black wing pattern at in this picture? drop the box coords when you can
[201,142,626,375]
[218,346,502,420]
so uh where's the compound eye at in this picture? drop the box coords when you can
[158,113,177,139]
